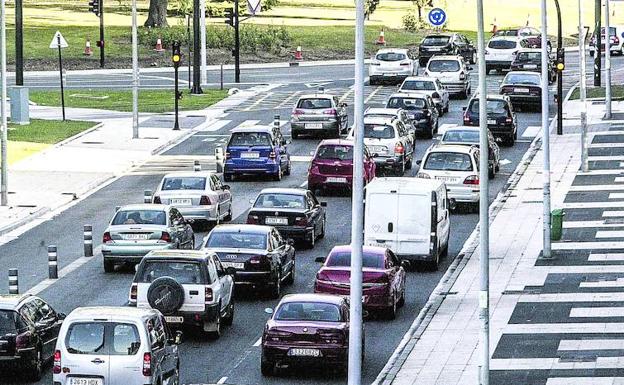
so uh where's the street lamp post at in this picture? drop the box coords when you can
[541,0,551,258]
[191,0,203,94]
[594,0,602,86]
[0,0,6,206]
[605,0,612,119]
[554,0,564,135]
[580,0,589,172]
[131,0,139,139]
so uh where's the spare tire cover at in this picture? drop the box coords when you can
[147,277,185,315]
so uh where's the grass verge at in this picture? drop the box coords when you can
[570,85,624,101]
[8,119,97,144]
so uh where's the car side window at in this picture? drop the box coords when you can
[152,317,166,350]
[207,259,218,283]
[385,252,394,269]
[213,255,225,277]
[271,232,282,249]
[307,192,319,207]
[33,298,54,321]
[333,97,340,107]
[19,301,39,324]
[171,209,183,225]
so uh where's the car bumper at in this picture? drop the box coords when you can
[262,344,348,366]
[489,125,515,137]
[504,94,541,106]
[315,285,392,309]
[411,119,433,132]
[485,60,512,69]
[308,174,353,190]
[275,225,315,241]
[290,120,339,131]
[102,243,174,258]
[446,185,480,203]
[224,162,279,175]
[133,303,220,327]
[233,270,274,286]
[372,156,403,169]
[440,81,469,94]
[177,206,219,221]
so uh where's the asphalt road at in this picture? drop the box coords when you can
[0,57,601,385]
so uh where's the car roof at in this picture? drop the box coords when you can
[375,48,409,54]
[318,139,353,147]
[506,71,541,76]
[363,116,395,125]
[118,204,169,211]
[209,224,272,234]
[143,249,216,261]
[162,171,214,179]
[443,125,480,133]
[329,244,387,255]
[230,125,273,134]
[65,306,159,322]
[428,143,477,154]
[258,188,308,196]
[298,94,334,100]
[424,33,451,38]
[279,293,346,306]
[470,93,509,101]
[389,92,427,100]
[364,107,401,115]
[0,294,33,309]
[428,55,462,61]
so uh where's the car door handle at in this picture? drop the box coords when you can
[91,358,105,364]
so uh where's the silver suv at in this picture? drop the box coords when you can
[290,93,349,139]
[424,55,472,99]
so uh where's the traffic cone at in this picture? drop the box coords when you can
[83,39,93,56]
[154,38,165,52]
[294,46,303,61]
[375,29,386,45]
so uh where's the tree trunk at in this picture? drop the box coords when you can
[144,0,168,28]
[417,6,422,21]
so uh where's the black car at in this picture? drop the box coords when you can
[386,93,439,139]
[202,224,296,298]
[510,49,556,83]
[463,94,518,146]
[499,71,543,112]
[247,188,327,248]
[0,294,64,380]
[418,33,475,67]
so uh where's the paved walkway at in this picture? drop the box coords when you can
[382,100,624,385]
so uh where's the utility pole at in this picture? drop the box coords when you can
[594,0,601,86]
[191,0,203,94]
[605,0,612,119]
[554,0,564,135]
[99,0,104,68]
[131,0,139,139]
[0,0,7,206]
[200,0,207,85]
[348,0,365,385]
[580,0,589,172]
[15,0,23,86]
[541,0,551,258]
[234,0,241,83]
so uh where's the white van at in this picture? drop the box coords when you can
[364,177,450,270]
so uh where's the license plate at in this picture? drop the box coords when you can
[514,87,530,93]
[170,198,192,205]
[487,119,497,125]
[524,64,538,69]
[435,176,458,183]
[289,348,321,357]
[69,378,103,385]
[369,146,386,153]
[266,217,288,225]
[123,233,149,240]
[327,177,347,183]
[164,316,184,323]
[221,262,245,270]
[241,152,259,159]
[384,73,397,76]
[305,123,323,129]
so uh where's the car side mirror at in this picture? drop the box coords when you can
[225,267,237,276]
[400,260,411,269]
[320,201,327,207]
[315,256,326,263]
[221,185,230,190]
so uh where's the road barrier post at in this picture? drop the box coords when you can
[194,160,201,172]
[8,268,18,294]
[48,245,58,279]
[144,190,152,204]
[84,225,93,257]
[274,114,280,133]
[215,148,224,173]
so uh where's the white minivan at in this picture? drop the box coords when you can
[364,177,450,270]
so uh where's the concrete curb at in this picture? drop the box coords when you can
[0,207,50,237]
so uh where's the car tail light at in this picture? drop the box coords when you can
[394,143,405,155]
[160,232,171,242]
[53,350,61,374]
[459,72,466,80]
[129,283,137,302]
[505,117,513,124]
[294,216,307,226]
[319,330,345,344]
[432,92,440,99]
[266,330,293,342]
[417,172,430,179]
[152,195,161,204]
[269,151,277,159]
[323,108,337,115]
[464,175,479,185]
[142,352,152,377]
[613,37,620,45]
[199,195,212,205]
[293,109,305,115]
[103,232,112,243]
[15,331,31,350]
[205,287,213,303]
[225,151,231,160]
[363,275,389,288]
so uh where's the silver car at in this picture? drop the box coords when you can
[102,204,195,272]
[290,93,348,139]
[153,171,233,229]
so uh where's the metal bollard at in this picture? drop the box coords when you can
[194,160,201,172]
[8,269,18,294]
[48,245,58,279]
[215,148,224,174]
[144,190,152,204]
[83,225,93,257]
[274,114,280,131]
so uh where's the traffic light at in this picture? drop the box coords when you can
[88,0,100,16]
[224,7,234,27]
[556,47,565,71]
[172,41,181,68]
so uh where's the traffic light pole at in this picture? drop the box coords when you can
[173,42,182,131]
[15,0,23,86]
[234,0,241,83]
[594,0,601,86]
[191,0,203,94]
[99,0,105,68]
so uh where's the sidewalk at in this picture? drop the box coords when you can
[379,99,624,384]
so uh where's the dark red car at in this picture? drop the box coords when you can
[314,245,407,319]
[261,293,354,376]
[307,139,376,195]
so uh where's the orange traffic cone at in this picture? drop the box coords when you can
[83,39,93,56]
[294,46,303,61]
[375,29,386,45]
[154,38,165,52]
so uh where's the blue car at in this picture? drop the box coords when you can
[224,125,291,182]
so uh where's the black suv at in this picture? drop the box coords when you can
[419,33,476,67]
[0,294,64,380]
[463,94,518,146]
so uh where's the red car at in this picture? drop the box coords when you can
[261,293,355,376]
[307,139,376,195]
[314,245,408,319]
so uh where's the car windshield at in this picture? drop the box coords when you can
[488,40,517,49]
[422,36,450,46]
[387,97,426,110]
[401,80,436,91]
[326,251,384,268]
[139,261,203,284]
[364,124,395,139]
[516,52,541,61]
[424,152,474,171]
[254,194,306,209]
[0,310,16,333]
[427,60,460,72]
[376,52,406,61]
[112,210,166,226]
[66,322,106,354]
[315,145,353,161]
[469,99,509,114]
[275,302,342,322]
[206,232,267,250]
[504,73,540,85]
[229,132,272,147]
[297,98,332,109]
[161,177,206,191]
[442,130,480,144]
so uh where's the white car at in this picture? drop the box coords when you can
[485,36,529,74]
[590,25,624,56]
[417,144,480,210]
[364,107,416,142]
[369,48,417,85]
[399,76,450,115]
[424,55,471,99]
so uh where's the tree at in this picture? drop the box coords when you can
[365,0,380,20]
[412,0,429,20]
[145,0,169,28]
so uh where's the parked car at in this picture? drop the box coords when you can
[307,139,376,195]
[439,125,501,177]
[589,25,624,56]
[53,306,181,385]
[485,37,529,73]
[368,48,417,85]
[510,49,556,83]
[363,107,416,142]
[202,224,296,298]
[363,178,450,270]
[386,93,439,138]
[102,204,195,272]
[493,26,551,50]
[129,249,235,338]
[290,93,349,139]
[261,294,355,376]
[499,71,542,111]
[224,125,291,181]
[417,144,480,211]
[247,188,327,248]
[399,76,450,115]
[419,33,476,67]
[0,294,64,380]
[424,55,472,99]
[314,245,408,317]
[152,171,232,229]
[347,116,414,176]
[463,94,518,146]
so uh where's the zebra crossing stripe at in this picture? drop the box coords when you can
[364,86,383,104]
[243,92,275,111]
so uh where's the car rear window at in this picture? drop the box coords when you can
[422,36,450,46]
[139,261,204,284]
[228,132,272,147]
[469,99,509,114]
[315,145,353,160]
[112,324,141,355]
[427,60,460,72]
[275,302,342,322]
[112,210,167,226]
[66,322,141,356]
[376,52,406,61]
[401,80,436,91]
[326,251,384,268]
[254,194,305,209]
[424,152,474,171]
[297,98,332,109]
[504,73,541,85]
[387,97,426,110]
[494,30,519,37]
[364,124,395,139]
[161,177,206,191]
[0,310,17,333]
[442,130,480,144]
[516,52,541,61]
[205,232,267,250]
[488,40,518,49]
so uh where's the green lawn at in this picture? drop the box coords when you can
[29,89,228,113]
[8,119,96,144]
[570,85,624,101]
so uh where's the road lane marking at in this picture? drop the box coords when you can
[364,86,382,104]
[547,378,624,385]
[202,119,231,132]
[603,210,624,217]
[609,193,624,199]
[339,87,354,103]
[570,184,624,191]
[253,337,262,346]
[217,377,228,384]
[521,125,541,138]
[243,93,274,111]
[596,230,624,238]
[276,90,302,109]
[559,339,624,350]
[202,137,216,142]
[570,307,624,317]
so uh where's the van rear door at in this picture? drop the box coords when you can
[61,321,110,385]
[365,191,399,250]
[396,192,431,256]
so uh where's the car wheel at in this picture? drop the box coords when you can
[318,216,326,239]
[207,307,221,339]
[470,51,477,64]
[386,293,397,320]
[459,89,468,100]
[223,173,232,182]
[28,347,43,381]
[428,247,440,271]
[223,301,234,326]
[103,258,115,273]
[369,78,376,86]
[284,161,291,176]
[273,165,282,181]
[495,162,500,172]
[397,288,406,308]
[270,270,281,299]
[406,156,413,170]
[507,134,515,146]
[394,161,405,176]
[261,352,275,376]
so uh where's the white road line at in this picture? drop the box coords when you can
[569,184,624,191]
[490,357,623,370]
[364,86,383,104]
[562,202,624,209]
[290,155,312,162]
[570,307,624,317]
[563,221,624,228]
[553,241,624,249]
[609,193,624,199]
[276,91,302,109]
[596,230,624,238]
[243,92,274,112]
[253,337,262,347]
[26,252,101,296]
[547,378,624,385]
[339,87,354,103]
[217,377,228,384]
[588,252,624,261]
[559,339,624,350]
[518,293,624,302]
[592,130,624,135]
[615,177,624,183]
[202,137,216,142]
[579,278,624,287]
[588,142,624,148]
[588,155,624,161]
[603,210,624,217]
[203,119,231,132]
[237,119,261,127]
[522,125,541,138]
[579,169,624,175]
[621,162,624,168]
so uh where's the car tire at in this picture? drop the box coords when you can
[103,258,115,273]
[284,161,291,176]
[307,228,316,249]
[369,78,377,86]
[470,51,477,64]
[489,166,495,179]
[28,347,43,381]
[428,247,440,271]
[261,353,275,376]
[285,260,295,285]
[207,311,221,340]
[397,288,406,308]
[486,66,491,75]
[506,133,515,146]
[224,206,233,222]
[394,161,405,176]
[269,270,281,299]
[406,157,413,170]
[459,89,468,100]
[223,301,234,326]
[273,165,282,181]
[223,173,232,182]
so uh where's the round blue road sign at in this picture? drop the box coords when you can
[428,8,447,27]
